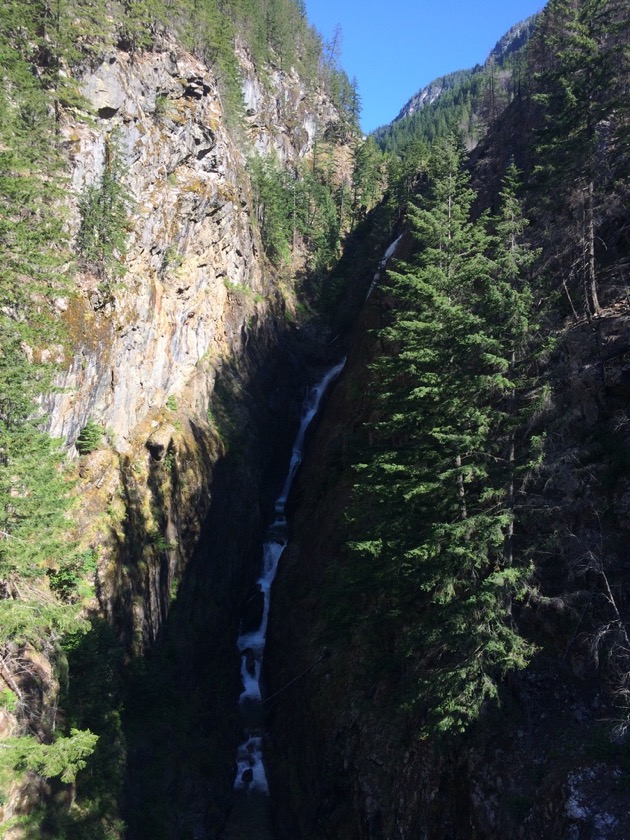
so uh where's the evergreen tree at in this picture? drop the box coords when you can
[346,140,536,735]
[351,137,384,227]
[250,154,295,264]
[119,0,160,51]
[487,164,541,567]
[384,136,429,229]
[0,2,101,801]
[532,0,630,316]
[76,135,131,282]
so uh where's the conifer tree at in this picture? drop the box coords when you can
[76,136,131,282]
[532,0,630,316]
[488,164,540,565]
[0,2,99,797]
[384,137,429,228]
[347,140,536,735]
[351,137,384,226]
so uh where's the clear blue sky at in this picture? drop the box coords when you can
[304,0,546,132]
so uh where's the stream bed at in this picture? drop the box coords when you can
[222,359,345,838]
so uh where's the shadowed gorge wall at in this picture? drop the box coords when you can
[0,2,359,832]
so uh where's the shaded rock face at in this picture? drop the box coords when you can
[263,299,630,840]
[122,323,315,838]
[39,35,343,659]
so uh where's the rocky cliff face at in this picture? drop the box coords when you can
[0,32,348,838]
[49,35,333,450]
[39,33,344,658]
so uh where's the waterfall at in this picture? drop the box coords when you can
[367,233,403,297]
[232,359,345,797]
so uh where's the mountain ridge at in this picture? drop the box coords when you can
[393,14,538,123]
[373,13,538,152]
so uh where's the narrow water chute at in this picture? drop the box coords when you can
[233,358,345,793]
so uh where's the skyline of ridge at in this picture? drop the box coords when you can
[305,0,546,132]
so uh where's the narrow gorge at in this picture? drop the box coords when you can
[1,1,629,839]
[0,3,366,834]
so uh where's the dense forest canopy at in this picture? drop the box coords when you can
[332,0,630,745]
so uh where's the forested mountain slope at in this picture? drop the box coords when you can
[265,1,630,837]
[1,0,630,837]
[373,14,537,153]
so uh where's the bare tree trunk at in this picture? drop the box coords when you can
[504,349,516,564]
[292,181,297,251]
[455,453,467,521]
[599,566,630,652]
[586,180,601,316]
[563,274,580,323]
[504,435,515,565]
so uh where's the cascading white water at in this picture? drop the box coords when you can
[232,359,346,795]
[367,233,403,298]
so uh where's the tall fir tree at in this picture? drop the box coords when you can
[345,140,537,735]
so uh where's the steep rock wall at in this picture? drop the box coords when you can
[48,36,332,449]
[0,34,349,837]
[40,34,344,656]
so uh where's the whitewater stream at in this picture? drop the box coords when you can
[223,359,345,838]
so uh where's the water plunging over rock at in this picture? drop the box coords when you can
[225,360,345,833]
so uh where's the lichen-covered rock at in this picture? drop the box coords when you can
[238,43,337,162]
[37,34,345,661]
[145,423,175,461]
[46,36,337,453]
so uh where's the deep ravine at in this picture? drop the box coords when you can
[222,360,346,838]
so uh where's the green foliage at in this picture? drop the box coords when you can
[351,137,385,226]
[0,2,73,327]
[117,0,161,52]
[160,0,339,129]
[249,154,295,264]
[154,94,170,120]
[0,422,86,597]
[0,689,18,712]
[299,164,344,275]
[374,69,485,153]
[249,151,349,275]
[150,531,177,551]
[0,600,89,647]
[48,550,98,601]
[76,419,105,455]
[2,729,99,784]
[531,0,630,315]
[342,140,540,737]
[76,138,131,281]
[0,8,102,806]
[51,620,127,838]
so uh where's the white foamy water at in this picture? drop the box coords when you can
[233,359,345,793]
